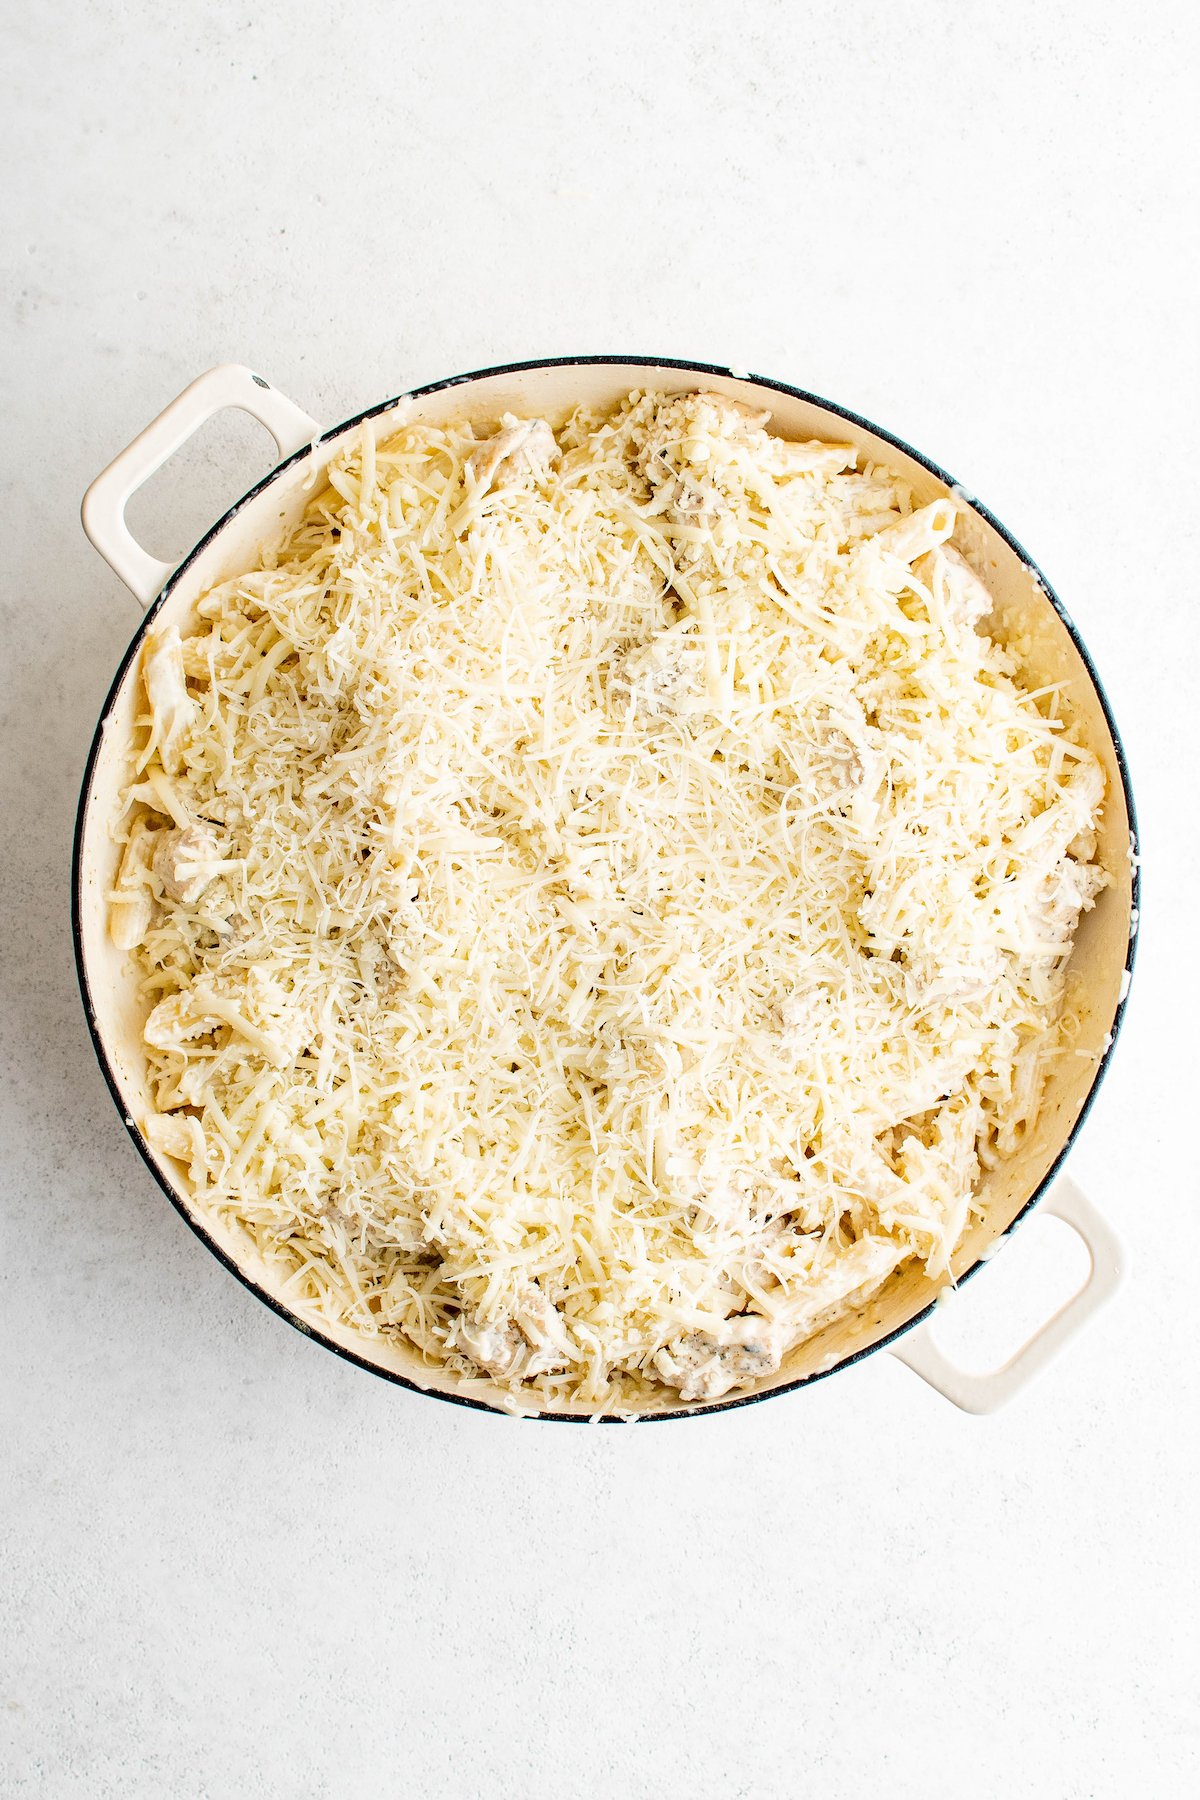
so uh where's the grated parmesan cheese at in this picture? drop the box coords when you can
[112,389,1107,1410]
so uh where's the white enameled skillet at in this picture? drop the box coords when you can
[76,358,1138,1418]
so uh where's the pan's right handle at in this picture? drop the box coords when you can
[889,1178,1126,1413]
[81,364,321,607]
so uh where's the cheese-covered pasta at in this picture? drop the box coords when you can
[111,390,1107,1410]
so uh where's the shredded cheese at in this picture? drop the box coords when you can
[113,389,1107,1410]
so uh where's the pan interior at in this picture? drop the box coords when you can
[75,362,1135,1416]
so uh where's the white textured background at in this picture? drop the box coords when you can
[3,3,1198,1796]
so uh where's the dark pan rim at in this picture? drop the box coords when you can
[72,353,1141,1422]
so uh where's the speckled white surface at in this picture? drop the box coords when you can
[3,4,1198,1795]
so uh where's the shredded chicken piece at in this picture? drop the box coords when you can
[655,1315,783,1403]
[466,417,556,492]
[693,391,772,433]
[453,1283,576,1381]
[152,825,228,905]
[513,1281,577,1374]
[609,636,701,720]
[998,759,1108,961]
[803,700,880,800]
[731,1216,802,1294]
[904,945,1004,1007]
[1025,858,1106,962]
[455,1313,524,1379]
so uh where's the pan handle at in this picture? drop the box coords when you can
[81,364,320,607]
[888,1178,1125,1412]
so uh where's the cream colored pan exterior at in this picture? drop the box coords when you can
[76,359,1139,1418]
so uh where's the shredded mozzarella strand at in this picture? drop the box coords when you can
[115,389,1107,1411]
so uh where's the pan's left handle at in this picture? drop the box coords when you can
[81,364,321,607]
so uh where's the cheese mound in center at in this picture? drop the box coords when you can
[113,390,1107,1411]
